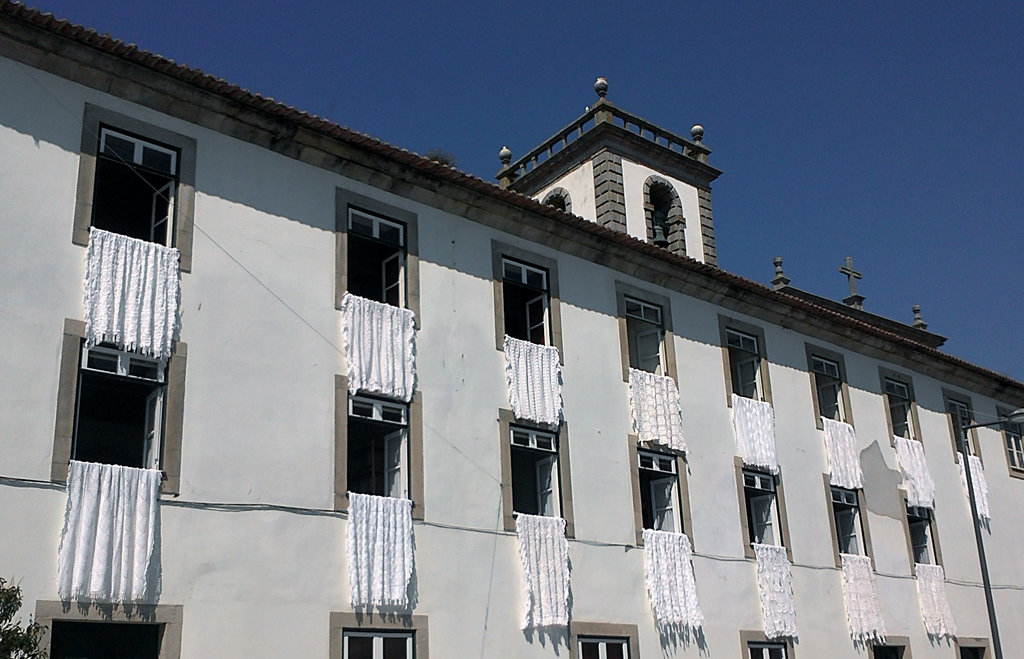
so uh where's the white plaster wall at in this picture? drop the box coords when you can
[533,160,596,222]
[1,54,1022,658]
[621,158,706,263]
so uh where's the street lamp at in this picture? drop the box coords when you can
[954,407,1024,659]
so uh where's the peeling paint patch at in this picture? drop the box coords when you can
[860,440,903,519]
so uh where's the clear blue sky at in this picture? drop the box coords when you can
[29,1,1024,384]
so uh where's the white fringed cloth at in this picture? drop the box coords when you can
[732,395,778,474]
[822,418,863,489]
[630,369,686,451]
[504,335,562,426]
[894,437,935,509]
[840,553,887,644]
[642,529,703,629]
[957,455,991,521]
[342,293,416,402]
[516,513,570,629]
[752,543,797,639]
[84,228,181,360]
[57,460,161,602]
[915,563,957,638]
[347,492,414,608]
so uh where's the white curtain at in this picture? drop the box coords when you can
[346,492,415,608]
[84,228,181,360]
[957,455,991,521]
[915,563,957,638]
[341,293,416,402]
[642,529,703,629]
[894,437,935,509]
[516,513,570,629]
[57,460,161,603]
[630,369,686,451]
[732,395,778,474]
[822,418,863,489]
[752,543,797,639]
[840,553,887,644]
[504,335,562,426]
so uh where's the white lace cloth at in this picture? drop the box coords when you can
[346,492,414,608]
[516,513,570,629]
[629,369,686,451]
[342,293,416,402]
[957,455,991,520]
[822,418,863,489]
[504,335,562,425]
[84,228,181,360]
[915,563,957,638]
[733,395,778,474]
[894,437,935,509]
[840,553,886,644]
[57,460,161,602]
[642,529,703,628]
[752,543,797,639]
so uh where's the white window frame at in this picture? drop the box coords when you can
[1003,420,1024,471]
[578,637,630,659]
[884,378,914,439]
[82,345,167,383]
[100,127,178,174]
[748,641,787,659]
[947,398,977,455]
[811,355,846,422]
[502,258,547,291]
[349,395,410,499]
[831,487,863,555]
[639,450,681,533]
[744,470,779,546]
[511,427,560,518]
[625,297,665,374]
[343,630,414,659]
[348,209,406,308]
[727,329,762,400]
[98,128,179,246]
[502,257,550,346]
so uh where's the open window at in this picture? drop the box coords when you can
[510,426,561,517]
[348,395,409,499]
[638,450,682,533]
[811,355,846,422]
[624,297,664,374]
[906,504,937,565]
[727,329,763,400]
[743,469,781,546]
[885,378,914,439]
[945,394,980,457]
[343,630,414,659]
[872,646,905,659]
[502,258,549,345]
[347,209,406,307]
[747,642,787,659]
[50,620,161,659]
[999,409,1024,476]
[578,637,630,659]
[831,487,865,555]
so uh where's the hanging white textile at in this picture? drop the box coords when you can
[822,418,863,489]
[752,543,797,639]
[957,455,991,521]
[516,513,570,629]
[57,460,161,603]
[504,335,562,425]
[84,228,181,360]
[642,529,703,629]
[629,369,686,451]
[346,492,415,608]
[732,395,778,474]
[893,437,935,509]
[840,553,887,644]
[915,563,957,638]
[341,293,416,402]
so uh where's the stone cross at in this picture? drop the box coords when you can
[839,256,865,309]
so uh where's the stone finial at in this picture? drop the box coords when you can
[771,256,790,290]
[911,305,928,330]
[595,77,608,98]
[691,124,704,143]
[498,145,512,166]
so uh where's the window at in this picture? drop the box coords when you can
[343,631,414,659]
[50,621,160,659]
[578,638,629,659]
[347,209,406,307]
[727,329,763,400]
[811,355,845,422]
[510,427,561,517]
[542,187,572,214]
[638,450,682,533]
[872,646,904,659]
[1001,411,1024,475]
[831,487,865,555]
[569,623,639,659]
[624,297,665,374]
[642,176,685,254]
[959,648,986,659]
[884,378,915,439]
[743,469,781,546]
[748,642,787,659]
[502,258,550,345]
[906,504,936,565]
[348,395,409,499]
[945,393,979,457]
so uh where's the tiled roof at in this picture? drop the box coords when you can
[2,0,1021,394]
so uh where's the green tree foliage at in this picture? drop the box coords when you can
[0,578,46,659]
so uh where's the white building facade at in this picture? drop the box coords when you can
[1,5,1022,658]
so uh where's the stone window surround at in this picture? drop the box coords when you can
[804,343,855,430]
[35,600,183,659]
[335,187,421,324]
[942,388,981,464]
[734,457,793,562]
[51,318,186,495]
[952,637,991,657]
[996,405,1024,481]
[822,474,876,569]
[497,408,576,538]
[615,281,678,384]
[491,240,565,358]
[642,174,686,256]
[878,367,924,447]
[719,315,774,407]
[628,438,692,548]
[568,621,640,659]
[739,629,796,658]
[73,103,197,273]
[541,187,573,214]
[873,635,913,658]
[333,374,425,520]
[898,489,944,575]
[329,611,429,659]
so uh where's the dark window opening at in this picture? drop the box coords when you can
[510,427,559,517]
[639,450,680,533]
[502,259,549,345]
[649,184,674,247]
[748,642,787,659]
[812,356,844,421]
[348,210,405,307]
[743,470,780,546]
[580,638,628,659]
[348,397,407,499]
[959,649,985,659]
[947,398,978,455]
[546,195,566,212]
[343,631,412,659]
[907,505,935,564]
[727,329,761,399]
[832,487,863,555]
[50,620,161,659]
[885,379,913,439]
[625,298,664,374]
[872,647,903,659]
